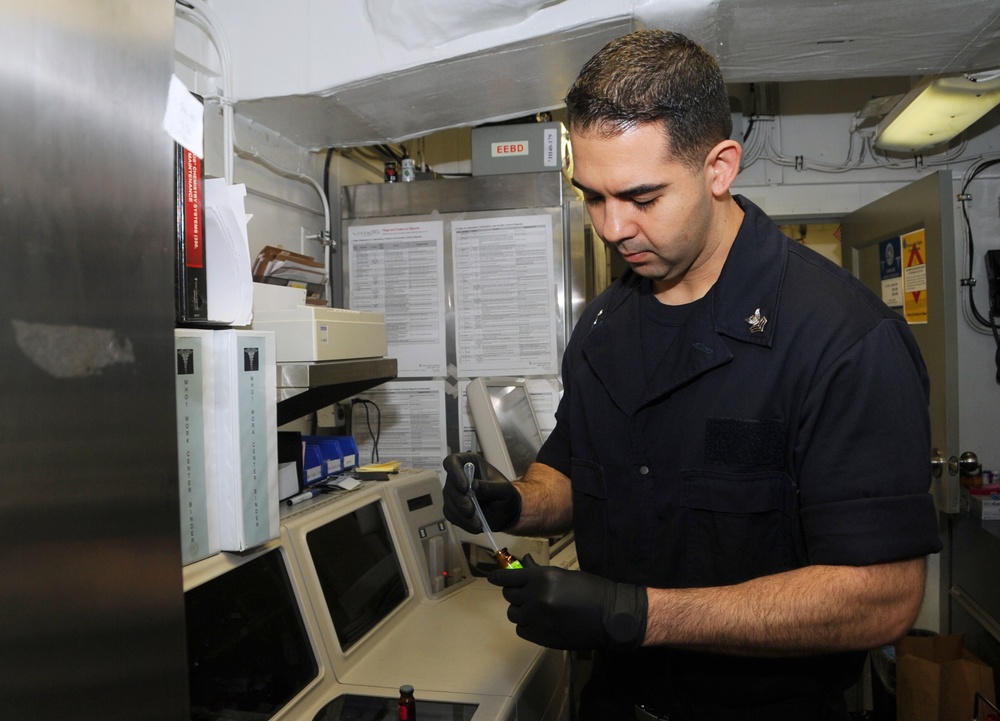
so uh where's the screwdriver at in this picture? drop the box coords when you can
[464,461,523,569]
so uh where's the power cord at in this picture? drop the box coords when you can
[351,398,381,463]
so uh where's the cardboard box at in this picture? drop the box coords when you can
[896,633,996,721]
[970,493,1000,520]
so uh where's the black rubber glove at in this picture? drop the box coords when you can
[442,452,521,534]
[488,554,648,652]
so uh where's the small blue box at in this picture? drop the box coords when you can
[302,435,360,485]
[332,436,360,470]
[302,443,327,486]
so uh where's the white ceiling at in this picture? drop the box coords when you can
[222,0,1000,148]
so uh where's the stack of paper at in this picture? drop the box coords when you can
[204,179,254,327]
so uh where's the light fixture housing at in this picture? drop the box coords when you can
[874,72,1000,153]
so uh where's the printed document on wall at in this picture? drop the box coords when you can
[351,380,448,478]
[458,380,480,457]
[348,221,447,376]
[453,215,558,376]
[524,377,561,441]
[879,237,903,309]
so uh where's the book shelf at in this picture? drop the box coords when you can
[275,357,398,426]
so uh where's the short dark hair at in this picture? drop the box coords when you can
[565,29,732,168]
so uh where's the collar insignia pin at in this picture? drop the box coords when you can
[745,308,767,334]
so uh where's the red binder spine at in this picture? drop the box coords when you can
[176,144,207,322]
[175,95,207,324]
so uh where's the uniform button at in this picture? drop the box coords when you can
[638,465,650,476]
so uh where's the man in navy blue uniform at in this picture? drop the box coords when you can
[443,29,941,721]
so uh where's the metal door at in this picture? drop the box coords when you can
[0,1,190,717]
[840,171,954,633]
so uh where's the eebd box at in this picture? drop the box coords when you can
[471,122,572,177]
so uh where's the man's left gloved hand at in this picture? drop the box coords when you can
[488,555,648,652]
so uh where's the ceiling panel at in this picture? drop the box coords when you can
[237,18,634,147]
[231,1,1000,147]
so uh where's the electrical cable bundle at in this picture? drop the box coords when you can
[958,157,1000,383]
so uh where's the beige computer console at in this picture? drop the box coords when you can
[182,469,570,721]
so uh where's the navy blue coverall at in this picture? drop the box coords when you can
[536,196,942,718]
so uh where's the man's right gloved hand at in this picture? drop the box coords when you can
[442,452,521,535]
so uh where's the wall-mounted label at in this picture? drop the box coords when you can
[902,228,927,325]
[879,237,902,308]
[543,128,558,167]
[491,141,529,157]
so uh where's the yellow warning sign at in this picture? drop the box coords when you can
[902,229,927,325]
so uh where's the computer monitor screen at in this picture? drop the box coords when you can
[467,377,544,480]
[184,548,318,721]
[490,383,543,478]
[306,500,408,651]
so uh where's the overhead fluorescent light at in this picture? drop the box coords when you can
[874,72,1000,153]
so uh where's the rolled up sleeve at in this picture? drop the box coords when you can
[796,317,942,565]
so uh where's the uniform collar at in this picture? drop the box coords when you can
[581,196,788,413]
[710,195,786,349]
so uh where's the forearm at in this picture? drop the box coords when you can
[509,462,574,536]
[643,557,926,656]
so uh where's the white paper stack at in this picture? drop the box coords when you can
[174,329,220,564]
[204,179,254,326]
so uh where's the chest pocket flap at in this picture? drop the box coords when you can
[680,470,798,586]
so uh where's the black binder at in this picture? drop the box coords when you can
[175,94,208,324]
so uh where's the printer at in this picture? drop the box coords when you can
[251,283,387,363]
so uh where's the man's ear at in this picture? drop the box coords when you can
[704,139,742,197]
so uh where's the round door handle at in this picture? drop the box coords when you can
[931,448,945,478]
[947,450,981,477]
[959,451,981,476]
